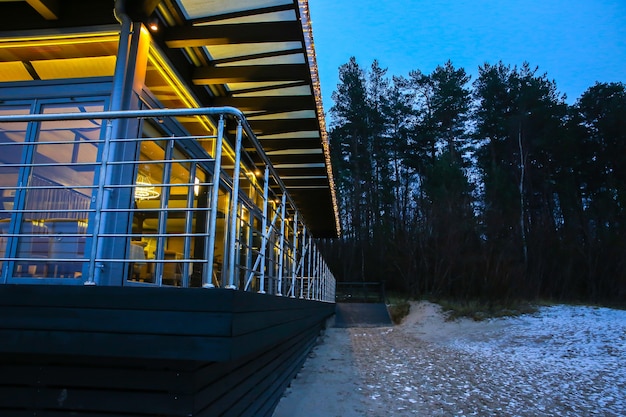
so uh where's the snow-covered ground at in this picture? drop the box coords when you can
[447,304,626,415]
[356,302,626,416]
[274,302,626,417]
[449,304,626,391]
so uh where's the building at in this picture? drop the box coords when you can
[0,1,338,415]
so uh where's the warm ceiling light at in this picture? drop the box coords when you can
[148,19,158,32]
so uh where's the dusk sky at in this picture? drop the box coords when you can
[308,0,626,115]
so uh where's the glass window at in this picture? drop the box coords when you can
[6,101,104,280]
[128,124,226,288]
[131,136,166,285]
[0,105,31,271]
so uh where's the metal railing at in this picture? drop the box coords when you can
[0,106,335,302]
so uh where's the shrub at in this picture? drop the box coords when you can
[387,299,411,324]
[436,298,537,321]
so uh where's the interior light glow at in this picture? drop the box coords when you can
[135,174,160,200]
[147,45,214,133]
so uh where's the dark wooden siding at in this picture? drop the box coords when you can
[0,285,334,361]
[0,285,334,416]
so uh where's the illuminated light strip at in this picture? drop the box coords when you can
[148,44,251,175]
[281,175,327,179]
[266,148,322,155]
[274,163,325,169]
[148,41,261,180]
[147,44,215,134]
[297,0,341,236]
[283,186,329,189]
[0,31,120,48]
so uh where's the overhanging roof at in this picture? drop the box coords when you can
[0,0,340,237]
[160,1,339,238]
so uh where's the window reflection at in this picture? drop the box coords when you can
[0,105,30,270]
[2,101,104,280]
[129,126,215,287]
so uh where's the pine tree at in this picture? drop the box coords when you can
[329,57,370,241]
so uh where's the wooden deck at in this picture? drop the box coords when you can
[0,285,334,416]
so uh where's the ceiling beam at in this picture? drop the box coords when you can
[211,47,304,65]
[193,64,310,84]
[256,138,322,151]
[125,0,161,20]
[190,4,295,24]
[248,118,319,135]
[164,22,302,48]
[0,0,117,30]
[229,81,309,95]
[265,153,326,166]
[211,96,315,112]
[26,0,59,20]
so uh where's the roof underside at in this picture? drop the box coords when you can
[0,0,339,237]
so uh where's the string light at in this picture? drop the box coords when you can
[297,0,341,237]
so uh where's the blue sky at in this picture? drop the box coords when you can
[308,0,626,113]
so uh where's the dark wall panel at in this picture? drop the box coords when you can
[0,319,326,416]
[0,285,334,361]
[0,284,334,416]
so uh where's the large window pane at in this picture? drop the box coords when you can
[131,138,166,284]
[15,102,103,279]
[0,105,30,270]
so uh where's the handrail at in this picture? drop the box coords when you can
[0,107,300,214]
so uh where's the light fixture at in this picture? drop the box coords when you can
[147,18,158,32]
[135,173,160,200]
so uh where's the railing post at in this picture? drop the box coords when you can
[204,115,225,288]
[309,244,317,300]
[298,225,307,299]
[86,118,114,286]
[258,166,269,294]
[315,245,319,300]
[181,163,197,288]
[321,264,326,301]
[317,249,322,301]
[290,212,298,298]
[226,121,243,290]
[276,193,286,296]
[322,263,326,301]
[306,235,312,299]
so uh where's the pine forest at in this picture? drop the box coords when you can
[321,57,626,305]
